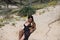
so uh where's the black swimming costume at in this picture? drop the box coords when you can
[24,24,31,40]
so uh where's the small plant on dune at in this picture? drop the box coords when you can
[48,1,57,6]
[12,22,16,26]
[0,18,4,22]
[18,6,35,17]
[0,23,5,28]
[15,17,20,21]
[32,4,48,10]
[10,6,36,17]
[39,10,45,15]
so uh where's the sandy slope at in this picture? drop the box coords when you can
[29,5,60,40]
[0,5,60,40]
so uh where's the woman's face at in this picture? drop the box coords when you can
[28,18,32,23]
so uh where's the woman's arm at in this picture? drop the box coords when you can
[30,22,36,33]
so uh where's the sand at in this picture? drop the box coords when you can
[0,5,60,40]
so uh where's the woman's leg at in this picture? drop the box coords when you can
[19,29,24,40]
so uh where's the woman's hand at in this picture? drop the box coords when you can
[30,27,36,33]
[30,29,33,33]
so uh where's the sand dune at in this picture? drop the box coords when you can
[0,5,60,40]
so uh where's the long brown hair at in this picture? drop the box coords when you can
[28,15,34,22]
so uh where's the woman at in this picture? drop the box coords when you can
[19,15,36,40]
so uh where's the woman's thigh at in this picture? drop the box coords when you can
[19,29,24,39]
